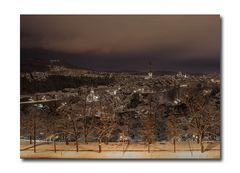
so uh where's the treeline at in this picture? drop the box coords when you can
[21,75,114,94]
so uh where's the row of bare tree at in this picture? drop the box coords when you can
[20,84,220,153]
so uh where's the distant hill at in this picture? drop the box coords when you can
[21,48,209,75]
[20,48,81,73]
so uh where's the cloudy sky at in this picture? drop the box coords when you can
[21,15,221,73]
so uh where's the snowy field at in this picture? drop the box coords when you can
[20,141,220,159]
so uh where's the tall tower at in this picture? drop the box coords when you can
[148,61,153,79]
[144,61,153,79]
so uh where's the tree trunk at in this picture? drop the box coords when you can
[84,134,88,144]
[33,118,36,153]
[98,139,102,153]
[53,140,56,153]
[76,140,79,152]
[122,140,124,152]
[64,135,69,145]
[200,133,204,153]
[148,141,150,153]
[200,142,204,153]
[197,137,199,144]
[29,135,32,144]
[105,137,109,145]
[65,137,69,145]
[173,138,176,153]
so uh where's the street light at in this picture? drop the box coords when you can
[32,103,49,153]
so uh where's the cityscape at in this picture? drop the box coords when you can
[20,15,221,159]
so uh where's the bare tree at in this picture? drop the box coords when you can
[57,102,82,152]
[141,94,156,153]
[183,87,220,153]
[20,106,33,144]
[166,110,187,152]
[95,117,116,152]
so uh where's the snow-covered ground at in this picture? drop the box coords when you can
[20,141,220,159]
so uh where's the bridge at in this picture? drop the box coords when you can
[20,99,61,105]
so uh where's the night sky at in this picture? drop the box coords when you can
[21,15,221,73]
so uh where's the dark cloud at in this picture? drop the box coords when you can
[20,15,221,73]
